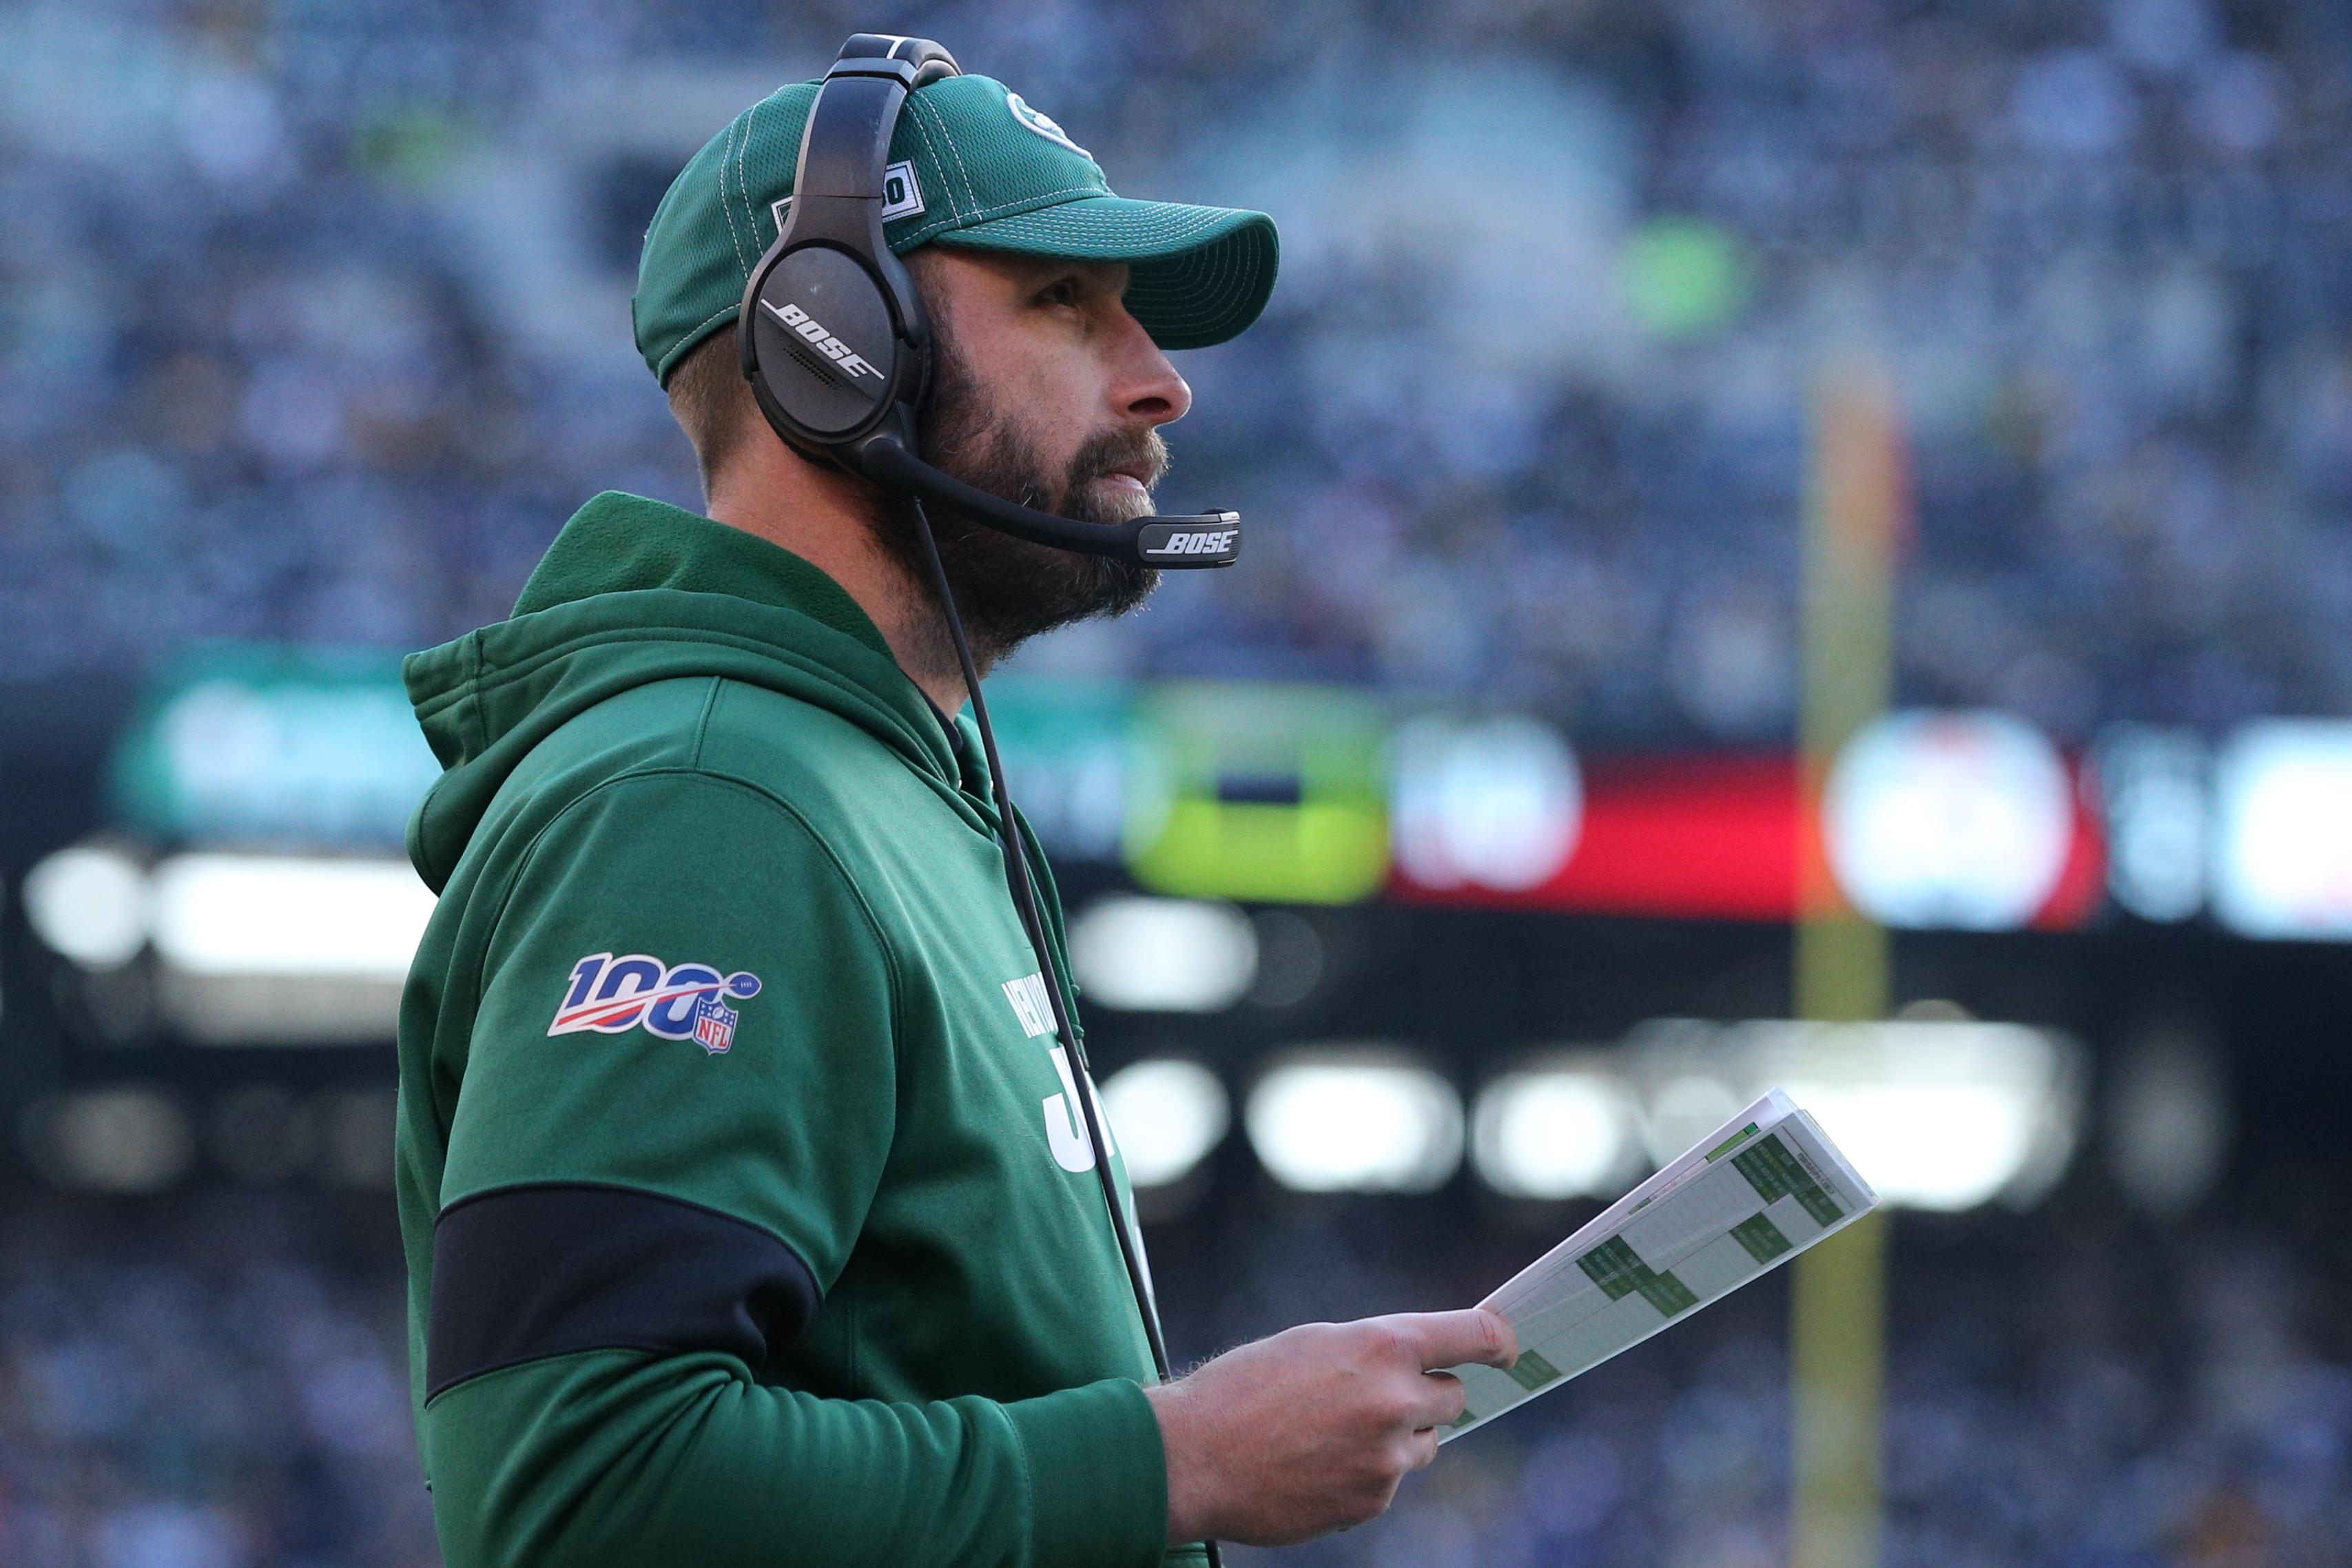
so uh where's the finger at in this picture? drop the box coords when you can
[1404,1369,1468,1430]
[1390,1307,1519,1371]
[1401,1426,1441,1472]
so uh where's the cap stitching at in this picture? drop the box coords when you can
[991,203,1244,246]
[899,99,964,224]
[911,96,982,220]
[1205,238,1239,295]
[1130,229,1258,342]
[931,95,987,219]
[734,111,761,276]
[1206,245,1244,325]
[657,303,743,382]
[736,94,764,271]
[1155,253,1210,321]
[1203,236,1252,323]
[1131,209,1246,242]
[717,114,750,278]
[910,183,1142,237]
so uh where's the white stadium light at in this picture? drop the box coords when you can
[1469,1055,1639,1199]
[2212,720,2352,940]
[1068,895,1257,1012]
[1245,1048,1463,1193]
[150,854,434,980]
[1389,712,1582,893]
[25,1088,194,1193]
[2094,724,2209,922]
[1640,1062,1745,1166]
[145,854,436,1044]
[1823,710,2073,930]
[1624,1018,2082,1211]
[1100,1059,1231,1188]
[23,844,151,969]
[1780,1080,2037,1213]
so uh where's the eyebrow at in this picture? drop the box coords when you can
[1020,259,1124,291]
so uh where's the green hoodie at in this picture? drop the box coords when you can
[395,491,1183,1568]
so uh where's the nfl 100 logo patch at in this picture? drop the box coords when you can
[549,952,763,1055]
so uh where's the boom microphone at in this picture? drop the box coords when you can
[856,435,1241,568]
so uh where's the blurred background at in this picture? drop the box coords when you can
[6,0,2352,1564]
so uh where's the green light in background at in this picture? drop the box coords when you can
[1622,218,1751,340]
[110,643,441,849]
[1125,683,1389,905]
[356,112,464,187]
[976,674,1135,864]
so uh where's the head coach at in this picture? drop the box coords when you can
[393,34,1516,1568]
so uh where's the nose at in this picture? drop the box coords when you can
[1109,307,1193,429]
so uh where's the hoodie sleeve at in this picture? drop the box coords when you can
[419,770,1170,1568]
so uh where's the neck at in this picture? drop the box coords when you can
[706,440,974,715]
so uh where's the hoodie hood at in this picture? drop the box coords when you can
[403,491,970,893]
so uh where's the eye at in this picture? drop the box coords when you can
[1037,276,1082,309]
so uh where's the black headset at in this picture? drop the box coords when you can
[741,39,1230,1561]
[739,34,1244,568]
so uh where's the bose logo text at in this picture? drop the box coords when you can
[1145,529,1237,557]
[763,300,884,382]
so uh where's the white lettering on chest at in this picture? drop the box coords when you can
[1002,972,1055,1038]
[1042,1046,1119,1175]
[1002,971,1120,1175]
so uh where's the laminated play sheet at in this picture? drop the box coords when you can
[1441,1089,1879,1441]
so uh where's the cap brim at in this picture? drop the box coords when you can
[927,196,1278,351]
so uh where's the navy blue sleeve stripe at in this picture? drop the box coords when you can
[426,1182,823,1400]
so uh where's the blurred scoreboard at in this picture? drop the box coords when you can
[28,644,2352,1054]
[10,643,2311,1212]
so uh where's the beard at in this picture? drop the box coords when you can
[864,328,1163,672]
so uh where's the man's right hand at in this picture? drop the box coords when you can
[1142,1307,1518,1547]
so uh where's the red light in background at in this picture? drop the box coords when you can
[1392,749,2102,929]
[1395,754,1799,920]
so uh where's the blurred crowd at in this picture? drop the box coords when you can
[3,1180,2348,1568]
[5,0,2351,750]
[0,1193,433,1568]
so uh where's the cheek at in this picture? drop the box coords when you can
[993,345,1102,468]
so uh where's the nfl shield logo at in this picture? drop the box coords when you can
[691,993,739,1055]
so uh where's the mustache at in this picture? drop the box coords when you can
[1085,426,1170,488]
[1027,426,1169,517]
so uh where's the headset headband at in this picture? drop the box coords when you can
[787,37,960,254]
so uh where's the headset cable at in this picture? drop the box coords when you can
[909,495,1224,1568]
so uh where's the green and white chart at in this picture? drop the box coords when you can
[1441,1089,1879,1441]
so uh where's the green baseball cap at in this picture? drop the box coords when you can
[633,72,1280,386]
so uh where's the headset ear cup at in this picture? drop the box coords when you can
[745,243,908,448]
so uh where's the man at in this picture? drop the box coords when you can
[395,58,1515,1568]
